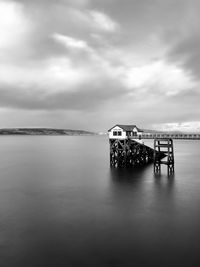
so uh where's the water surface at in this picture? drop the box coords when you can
[0,136,200,267]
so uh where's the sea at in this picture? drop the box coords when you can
[0,136,200,267]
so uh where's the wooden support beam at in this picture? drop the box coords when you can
[109,139,165,169]
[154,138,174,174]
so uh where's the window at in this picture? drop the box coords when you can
[113,130,122,136]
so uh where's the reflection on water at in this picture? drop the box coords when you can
[154,172,175,192]
[109,165,175,197]
[110,166,151,182]
[0,136,200,267]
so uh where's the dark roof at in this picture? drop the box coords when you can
[108,124,143,132]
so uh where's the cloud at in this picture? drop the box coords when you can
[0,28,125,111]
[67,0,90,7]
[167,34,200,80]
[0,0,32,62]
[0,57,93,93]
[0,1,27,47]
[0,77,124,111]
[123,60,196,96]
[53,34,90,50]
[89,10,119,32]
[154,1,200,82]
[153,122,200,133]
[0,0,199,130]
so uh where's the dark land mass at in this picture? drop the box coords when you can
[0,128,97,135]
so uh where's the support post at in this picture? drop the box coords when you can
[109,138,165,168]
[154,138,174,174]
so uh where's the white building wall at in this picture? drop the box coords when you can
[109,126,127,139]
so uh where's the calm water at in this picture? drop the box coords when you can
[0,136,200,267]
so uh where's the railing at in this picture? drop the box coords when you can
[131,134,200,140]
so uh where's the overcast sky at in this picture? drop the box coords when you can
[0,0,200,132]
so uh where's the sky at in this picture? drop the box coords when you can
[0,0,200,132]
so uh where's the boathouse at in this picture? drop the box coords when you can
[108,124,143,139]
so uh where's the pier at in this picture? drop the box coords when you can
[108,124,175,173]
[108,124,200,140]
[110,138,166,168]
[140,133,200,140]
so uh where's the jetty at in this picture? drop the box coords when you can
[109,138,166,168]
[108,125,175,173]
[108,124,200,140]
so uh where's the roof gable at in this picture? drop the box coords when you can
[108,124,143,132]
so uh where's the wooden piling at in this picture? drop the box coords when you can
[154,138,174,174]
[109,138,165,168]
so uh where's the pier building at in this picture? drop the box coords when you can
[108,125,143,139]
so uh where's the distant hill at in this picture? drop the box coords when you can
[0,128,97,135]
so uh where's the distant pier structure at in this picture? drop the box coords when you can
[108,125,165,169]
